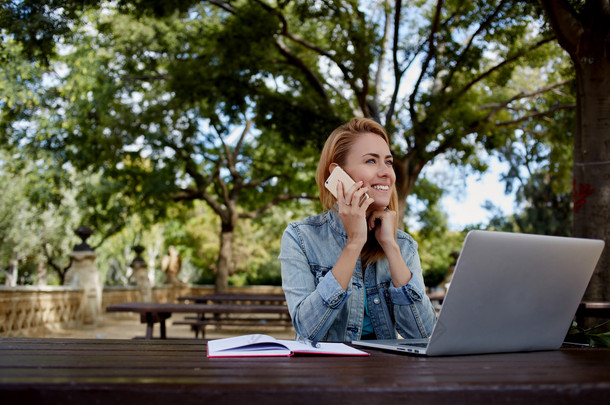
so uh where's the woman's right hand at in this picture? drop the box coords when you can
[331,179,374,290]
[336,179,374,248]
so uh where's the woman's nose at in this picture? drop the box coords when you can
[379,164,393,177]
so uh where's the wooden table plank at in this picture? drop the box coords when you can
[1,338,610,405]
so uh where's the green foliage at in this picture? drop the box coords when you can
[0,163,38,266]
[94,199,315,287]
[0,0,97,65]
[0,150,81,285]
[162,203,220,284]
[483,172,573,237]
[0,0,581,291]
[228,201,319,287]
[1,1,578,177]
[484,49,575,237]
[567,321,610,348]
[414,228,464,289]
[408,176,448,239]
[514,173,572,236]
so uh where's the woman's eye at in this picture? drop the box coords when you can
[386,160,394,166]
[366,159,376,164]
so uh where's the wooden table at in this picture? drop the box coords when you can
[106,302,290,339]
[1,338,609,404]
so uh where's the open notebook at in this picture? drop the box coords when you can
[353,230,604,356]
[207,334,369,357]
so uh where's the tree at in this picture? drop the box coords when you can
[538,0,610,301]
[0,151,84,285]
[2,6,320,292]
[1,1,582,291]
[212,0,572,220]
[2,1,574,208]
[485,171,574,236]
[170,119,319,292]
[0,168,37,285]
[486,59,576,236]
[0,31,136,283]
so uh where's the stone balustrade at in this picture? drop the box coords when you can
[0,286,83,337]
[0,284,284,337]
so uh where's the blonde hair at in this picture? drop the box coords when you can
[316,117,399,266]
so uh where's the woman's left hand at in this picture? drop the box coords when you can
[368,207,397,248]
[369,207,412,287]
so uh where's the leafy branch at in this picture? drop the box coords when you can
[568,320,610,347]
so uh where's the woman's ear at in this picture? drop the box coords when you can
[328,163,339,173]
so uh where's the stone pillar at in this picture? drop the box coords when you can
[131,245,152,302]
[64,226,102,324]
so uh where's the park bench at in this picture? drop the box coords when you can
[174,293,292,338]
[106,301,291,339]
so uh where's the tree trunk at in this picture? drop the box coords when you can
[539,0,610,301]
[573,54,610,302]
[215,224,235,294]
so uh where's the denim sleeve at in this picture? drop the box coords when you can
[389,238,437,338]
[279,226,350,341]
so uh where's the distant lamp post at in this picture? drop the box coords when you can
[131,245,152,302]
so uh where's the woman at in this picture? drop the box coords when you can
[279,117,437,343]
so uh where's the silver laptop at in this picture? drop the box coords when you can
[353,230,605,356]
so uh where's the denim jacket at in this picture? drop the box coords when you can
[279,208,437,342]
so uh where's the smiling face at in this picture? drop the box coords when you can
[338,132,396,211]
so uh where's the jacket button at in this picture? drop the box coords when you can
[373,297,380,304]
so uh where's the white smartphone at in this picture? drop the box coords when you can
[324,166,369,200]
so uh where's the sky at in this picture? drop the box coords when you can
[410,155,518,231]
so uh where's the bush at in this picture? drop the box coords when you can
[423,266,448,288]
